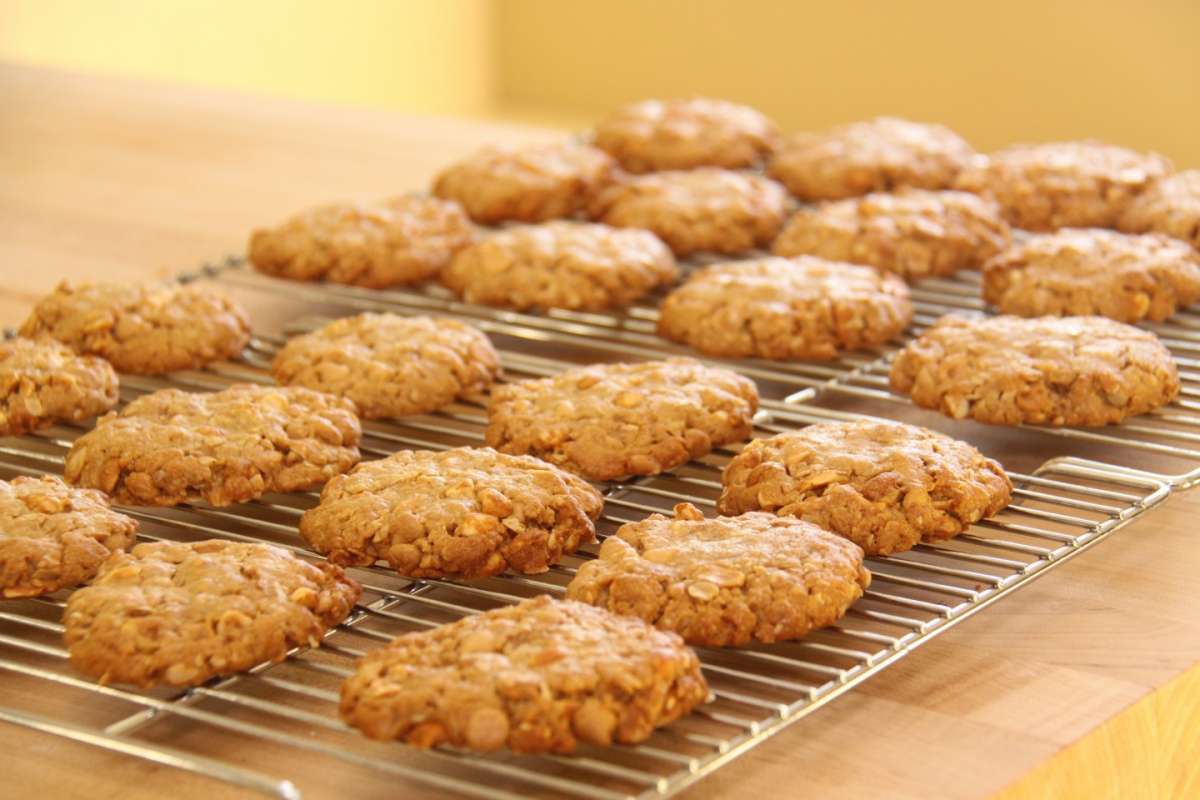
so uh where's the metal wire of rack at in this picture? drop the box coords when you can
[0,260,1182,799]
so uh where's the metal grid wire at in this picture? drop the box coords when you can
[0,261,1181,799]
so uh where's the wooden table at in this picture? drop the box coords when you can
[2,62,1198,800]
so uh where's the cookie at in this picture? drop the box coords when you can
[0,475,138,599]
[0,337,119,437]
[889,315,1180,426]
[592,97,779,173]
[954,141,1172,231]
[768,117,975,201]
[486,358,758,481]
[432,141,616,224]
[248,195,475,288]
[64,383,361,507]
[718,421,1012,555]
[300,447,603,579]
[657,256,912,360]
[982,229,1200,322]
[19,281,251,375]
[1119,170,1200,251]
[339,595,707,753]
[772,189,1011,281]
[566,502,869,647]
[441,222,677,311]
[271,313,499,419]
[64,539,361,687]
[588,168,789,257]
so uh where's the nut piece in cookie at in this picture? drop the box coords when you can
[64,539,361,687]
[1119,169,1200,251]
[718,421,1012,555]
[588,168,789,257]
[772,189,1011,281]
[64,383,362,507]
[486,357,758,481]
[768,117,975,201]
[890,315,1180,426]
[272,313,499,419]
[248,195,475,287]
[954,141,1172,231]
[593,97,780,173]
[657,256,912,360]
[300,447,602,579]
[442,222,678,312]
[567,502,870,647]
[982,229,1200,323]
[339,595,708,753]
[432,141,616,224]
[0,337,119,436]
[19,281,251,375]
[0,475,137,598]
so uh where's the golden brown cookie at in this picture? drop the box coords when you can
[0,337,118,437]
[566,502,869,647]
[588,168,789,257]
[1119,170,1200,251]
[890,315,1180,426]
[271,313,499,419]
[982,229,1200,322]
[954,141,1172,231]
[300,447,603,579]
[339,595,708,753]
[768,117,975,201]
[248,195,475,287]
[441,222,677,311]
[64,539,360,687]
[592,97,779,173]
[657,256,912,360]
[486,357,758,481]
[0,475,138,599]
[64,384,361,507]
[431,141,616,224]
[19,281,251,375]
[772,189,1011,281]
[718,421,1012,555]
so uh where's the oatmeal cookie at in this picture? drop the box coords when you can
[772,189,1010,281]
[890,315,1180,426]
[982,229,1200,322]
[567,502,869,647]
[248,195,475,287]
[486,358,757,481]
[300,447,603,579]
[592,97,779,173]
[432,141,616,224]
[441,222,677,311]
[271,313,499,419]
[768,117,975,201]
[588,168,789,257]
[1119,170,1200,251]
[657,256,911,360]
[64,384,361,507]
[64,539,360,687]
[0,337,118,437]
[339,595,707,753]
[954,141,1171,231]
[718,421,1012,555]
[19,281,250,375]
[0,475,138,598]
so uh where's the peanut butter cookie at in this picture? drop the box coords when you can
[64,383,361,507]
[339,595,708,753]
[1119,170,1200,251]
[0,337,118,436]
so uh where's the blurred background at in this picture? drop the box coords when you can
[1,0,1197,165]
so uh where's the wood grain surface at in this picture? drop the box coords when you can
[2,62,1198,800]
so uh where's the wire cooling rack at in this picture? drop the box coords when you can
[0,259,1181,799]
